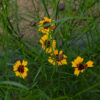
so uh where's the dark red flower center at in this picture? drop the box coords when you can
[18,65,24,73]
[44,40,50,48]
[43,21,50,29]
[56,54,63,61]
[78,64,87,70]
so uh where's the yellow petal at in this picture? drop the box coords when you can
[63,55,67,58]
[46,48,52,54]
[39,20,44,24]
[24,67,29,72]
[54,50,58,55]
[58,62,62,66]
[52,62,56,66]
[13,65,18,71]
[49,57,51,59]
[48,58,53,63]
[80,69,85,73]
[16,60,21,66]
[59,50,63,55]
[15,71,20,76]
[44,17,48,20]
[72,61,77,67]
[52,40,56,49]
[48,58,55,66]
[86,61,94,67]
[61,59,67,65]
[74,56,84,65]
[40,39,43,44]
[13,60,21,71]
[74,68,80,76]
[44,35,48,39]
[22,60,28,66]
[22,72,27,79]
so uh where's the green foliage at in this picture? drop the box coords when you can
[0,0,100,99]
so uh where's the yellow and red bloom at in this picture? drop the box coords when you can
[38,17,55,34]
[13,60,28,79]
[40,35,56,53]
[48,50,67,66]
[72,56,94,76]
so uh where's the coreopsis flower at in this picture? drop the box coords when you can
[13,60,28,79]
[40,35,56,53]
[38,17,55,34]
[48,50,67,66]
[72,56,94,76]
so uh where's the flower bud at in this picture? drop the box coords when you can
[58,3,65,11]
[19,33,24,39]
[0,0,2,4]
[30,20,36,26]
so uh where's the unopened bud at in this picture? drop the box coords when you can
[58,3,65,11]
[30,20,36,26]
[18,33,24,39]
[72,7,77,11]
[0,0,2,4]
[94,13,97,18]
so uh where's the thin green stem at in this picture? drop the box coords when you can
[42,0,50,18]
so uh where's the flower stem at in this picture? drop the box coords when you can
[42,0,50,18]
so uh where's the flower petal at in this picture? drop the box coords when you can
[24,67,29,72]
[13,60,21,71]
[22,72,27,79]
[74,68,80,76]
[22,60,28,66]
[15,71,20,76]
[61,59,67,65]
[86,61,94,67]
[72,61,77,67]
[74,56,84,65]
[54,50,58,55]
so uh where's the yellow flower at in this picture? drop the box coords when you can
[38,17,55,34]
[72,56,94,76]
[48,50,67,66]
[13,60,28,79]
[40,35,56,53]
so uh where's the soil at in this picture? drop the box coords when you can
[17,0,39,40]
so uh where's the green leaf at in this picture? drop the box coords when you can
[75,81,100,97]
[0,81,29,90]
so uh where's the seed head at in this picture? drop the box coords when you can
[58,3,65,11]
[18,33,24,39]
[0,0,2,4]
[30,20,36,26]
[72,7,77,11]
[94,13,97,18]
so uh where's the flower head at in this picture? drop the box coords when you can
[38,17,55,34]
[72,56,94,76]
[48,50,67,66]
[40,35,56,53]
[13,60,28,79]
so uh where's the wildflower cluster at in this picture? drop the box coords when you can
[39,17,94,76]
[39,17,67,66]
[13,17,94,79]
